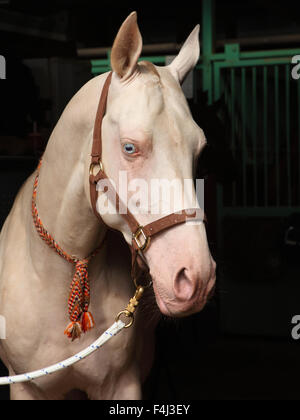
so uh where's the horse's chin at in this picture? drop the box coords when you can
[152,280,207,318]
[153,289,172,317]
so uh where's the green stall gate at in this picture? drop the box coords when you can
[207,45,300,245]
[200,0,300,249]
[199,0,300,337]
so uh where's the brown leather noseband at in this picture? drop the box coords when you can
[89,72,206,282]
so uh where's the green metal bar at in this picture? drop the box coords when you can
[210,53,226,61]
[274,65,280,206]
[231,68,236,206]
[240,48,300,59]
[286,65,292,206]
[202,0,215,103]
[208,48,300,64]
[252,67,258,206]
[92,67,110,75]
[217,57,295,69]
[138,56,166,64]
[263,66,268,207]
[224,44,240,64]
[241,67,247,206]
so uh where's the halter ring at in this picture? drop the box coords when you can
[89,160,104,177]
[116,310,134,329]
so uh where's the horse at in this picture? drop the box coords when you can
[0,12,216,400]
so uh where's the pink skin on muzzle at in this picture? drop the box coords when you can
[144,222,216,317]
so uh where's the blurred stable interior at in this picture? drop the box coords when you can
[1,0,300,400]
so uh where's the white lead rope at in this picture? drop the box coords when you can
[0,320,125,386]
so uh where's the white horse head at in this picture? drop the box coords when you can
[96,12,216,317]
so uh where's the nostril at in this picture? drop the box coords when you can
[174,268,195,301]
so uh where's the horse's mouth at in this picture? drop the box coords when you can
[153,289,172,316]
[151,275,216,319]
[152,281,205,318]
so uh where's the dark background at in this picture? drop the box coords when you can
[0,0,300,400]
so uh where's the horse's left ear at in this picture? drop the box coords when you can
[168,25,200,84]
[111,12,143,81]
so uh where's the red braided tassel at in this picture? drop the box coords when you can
[32,160,106,342]
[64,260,95,340]
[64,321,82,341]
[81,311,95,333]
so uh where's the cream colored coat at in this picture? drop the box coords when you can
[0,12,215,400]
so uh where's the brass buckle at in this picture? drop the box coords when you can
[133,226,150,252]
[89,160,104,177]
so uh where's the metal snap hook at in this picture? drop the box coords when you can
[116,310,134,329]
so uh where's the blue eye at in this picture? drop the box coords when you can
[123,143,137,155]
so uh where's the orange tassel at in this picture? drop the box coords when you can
[81,312,95,333]
[64,322,82,341]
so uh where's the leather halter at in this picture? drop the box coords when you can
[89,72,206,280]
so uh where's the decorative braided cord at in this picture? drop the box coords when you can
[32,159,106,341]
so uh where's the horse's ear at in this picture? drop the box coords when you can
[111,12,143,81]
[168,25,200,84]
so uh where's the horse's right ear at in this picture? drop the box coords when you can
[111,12,143,81]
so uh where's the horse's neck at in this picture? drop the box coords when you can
[35,75,108,259]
